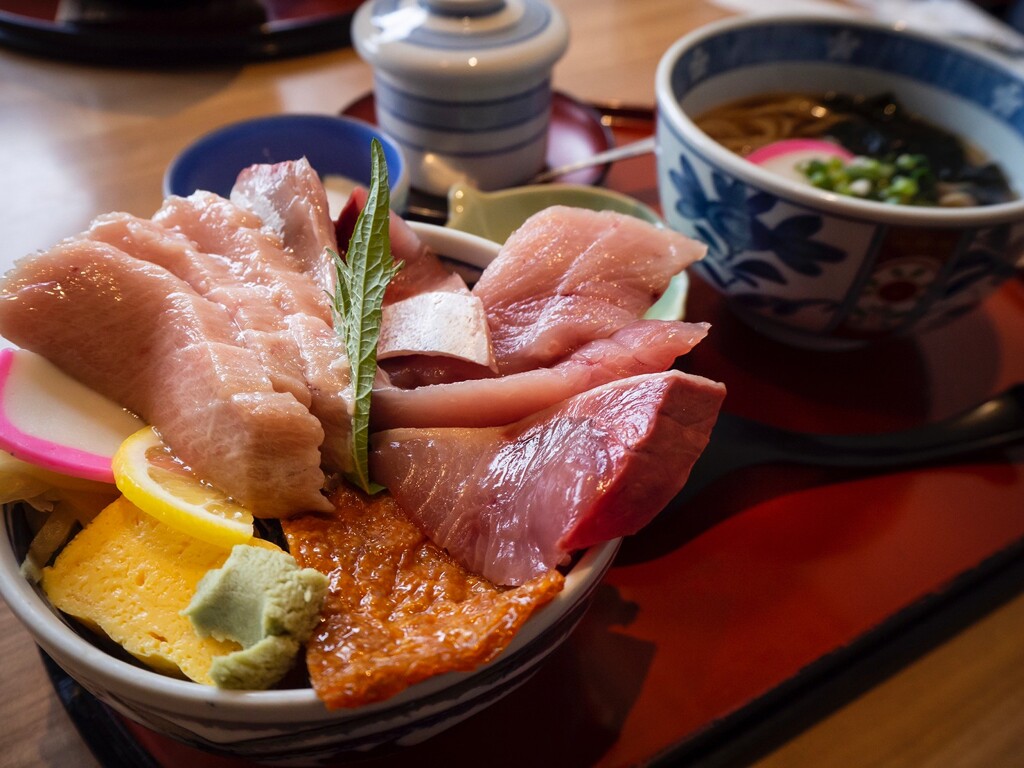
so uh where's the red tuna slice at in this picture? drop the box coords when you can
[370,369,726,586]
[378,356,496,389]
[89,212,313,409]
[371,319,709,430]
[471,206,707,374]
[155,193,354,475]
[0,238,332,517]
[231,158,339,295]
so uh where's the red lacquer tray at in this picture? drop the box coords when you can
[48,104,1024,768]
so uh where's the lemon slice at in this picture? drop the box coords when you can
[112,427,253,548]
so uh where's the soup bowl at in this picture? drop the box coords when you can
[0,222,619,764]
[655,15,1024,349]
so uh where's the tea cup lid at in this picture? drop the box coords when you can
[352,0,569,81]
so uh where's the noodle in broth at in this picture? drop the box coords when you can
[695,92,1015,207]
[696,93,844,156]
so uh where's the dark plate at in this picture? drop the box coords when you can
[0,0,360,65]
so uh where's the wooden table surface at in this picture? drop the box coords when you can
[2,1,1023,766]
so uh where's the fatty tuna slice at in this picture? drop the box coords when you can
[471,207,706,374]
[370,370,726,585]
[155,192,333,321]
[0,238,331,517]
[371,319,709,430]
[155,193,354,474]
[230,158,339,294]
[88,212,312,409]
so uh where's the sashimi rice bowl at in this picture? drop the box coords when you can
[0,147,725,760]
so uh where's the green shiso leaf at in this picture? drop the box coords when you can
[330,138,401,494]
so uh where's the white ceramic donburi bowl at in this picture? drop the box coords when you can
[0,222,619,766]
[656,15,1024,349]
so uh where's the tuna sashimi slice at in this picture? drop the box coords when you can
[0,238,331,517]
[371,319,709,430]
[155,193,354,474]
[88,212,313,409]
[155,192,333,322]
[230,158,339,294]
[370,370,726,585]
[471,206,707,374]
[378,356,497,389]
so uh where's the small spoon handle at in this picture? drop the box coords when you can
[530,136,656,184]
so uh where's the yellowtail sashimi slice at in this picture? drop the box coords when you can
[0,348,144,483]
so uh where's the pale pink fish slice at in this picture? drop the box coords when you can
[230,158,339,294]
[156,192,333,321]
[89,212,313,409]
[338,187,496,369]
[155,192,354,474]
[371,319,709,430]
[370,370,726,586]
[377,291,496,370]
[472,206,706,374]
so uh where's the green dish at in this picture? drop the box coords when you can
[445,182,689,321]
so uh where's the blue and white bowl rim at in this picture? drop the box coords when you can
[655,13,1024,226]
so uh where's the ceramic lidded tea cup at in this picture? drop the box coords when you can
[351,0,569,195]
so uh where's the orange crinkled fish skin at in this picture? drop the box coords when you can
[282,485,565,709]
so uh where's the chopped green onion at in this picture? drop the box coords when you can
[797,151,937,205]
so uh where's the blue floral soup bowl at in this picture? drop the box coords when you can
[655,15,1024,349]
